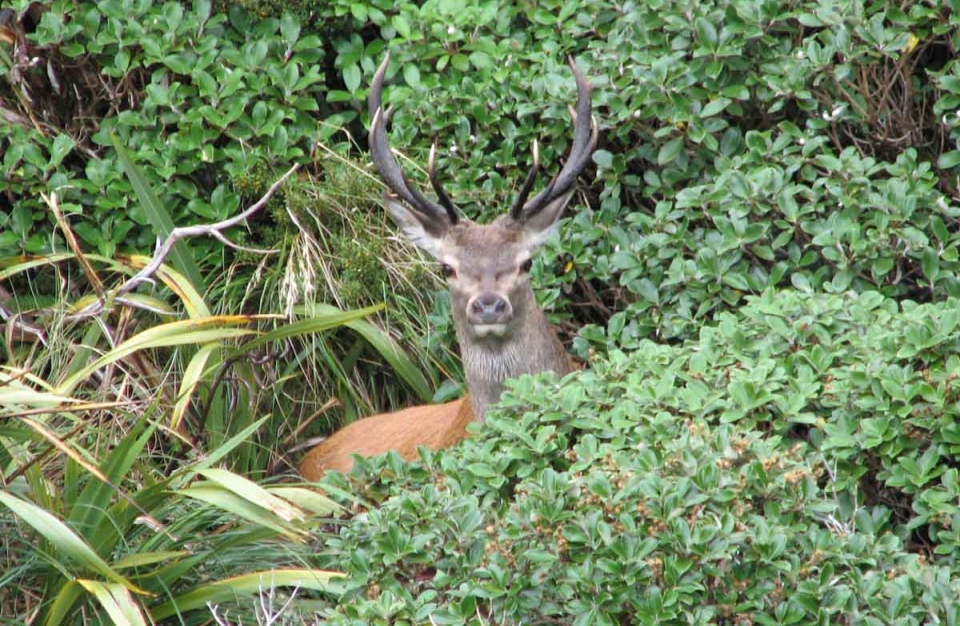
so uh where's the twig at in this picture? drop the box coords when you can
[118,163,299,297]
[0,284,48,346]
[72,164,300,318]
[0,400,135,420]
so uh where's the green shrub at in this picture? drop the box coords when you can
[313,292,960,623]
[1,0,327,257]
[584,288,960,559]
[326,0,960,337]
[7,0,960,342]
[275,0,960,340]
[2,0,958,375]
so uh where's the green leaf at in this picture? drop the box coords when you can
[343,63,361,94]
[592,150,613,168]
[469,51,493,70]
[280,12,300,47]
[403,63,421,90]
[695,17,718,46]
[48,134,75,169]
[657,136,685,165]
[921,247,939,283]
[393,14,411,38]
[701,97,731,118]
[937,150,960,170]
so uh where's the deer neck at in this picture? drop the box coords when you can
[454,289,572,421]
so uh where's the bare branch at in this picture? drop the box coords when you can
[67,164,300,319]
[117,163,298,294]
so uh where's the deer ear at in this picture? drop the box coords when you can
[521,188,575,249]
[383,193,447,258]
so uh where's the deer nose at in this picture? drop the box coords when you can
[469,293,511,325]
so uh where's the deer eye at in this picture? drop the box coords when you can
[440,263,457,279]
[519,258,533,274]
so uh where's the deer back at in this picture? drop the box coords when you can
[298,397,474,481]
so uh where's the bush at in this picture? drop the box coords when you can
[6,0,960,344]
[1,0,327,257]
[4,0,960,622]
[317,0,960,341]
[312,290,960,623]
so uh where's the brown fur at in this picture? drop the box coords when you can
[298,397,475,481]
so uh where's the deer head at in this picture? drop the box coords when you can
[369,54,596,336]
[368,54,597,417]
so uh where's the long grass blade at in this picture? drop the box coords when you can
[68,416,159,542]
[121,254,211,319]
[233,304,382,354]
[56,316,261,395]
[149,569,344,620]
[177,482,308,542]
[197,468,305,522]
[1,252,211,318]
[40,581,84,626]
[267,486,341,516]
[0,401,130,419]
[190,415,270,471]
[171,342,219,432]
[0,253,75,279]
[303,302,433,401]
[113,551,190,570]
[0,491,146,593]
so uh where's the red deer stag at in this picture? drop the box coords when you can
[298,54,597,480]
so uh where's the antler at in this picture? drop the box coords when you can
[368,53,458,224]
[510,57,598,222]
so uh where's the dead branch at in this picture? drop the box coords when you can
[64,163,300,319]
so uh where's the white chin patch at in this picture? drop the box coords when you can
[472,324,508,337]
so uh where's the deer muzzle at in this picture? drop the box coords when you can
[467,293,512,335]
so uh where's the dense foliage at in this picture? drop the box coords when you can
[3,0,960,623]
[4,0,960,338]
[315,290,960,624]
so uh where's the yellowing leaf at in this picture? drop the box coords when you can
[903,33,919,53]
[77,580,148,626]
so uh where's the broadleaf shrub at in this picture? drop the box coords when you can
[1,0,327,257]
[4,0,960,621]
[5,0,960,343]
[314,290,960,623]
[223,0,960,341]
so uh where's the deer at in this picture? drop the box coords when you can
[298,53,597,481]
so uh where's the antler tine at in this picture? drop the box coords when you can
[510,140,540,220]
[428,140,459,221]
[519,56,597,220]
[368,52,458,223]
